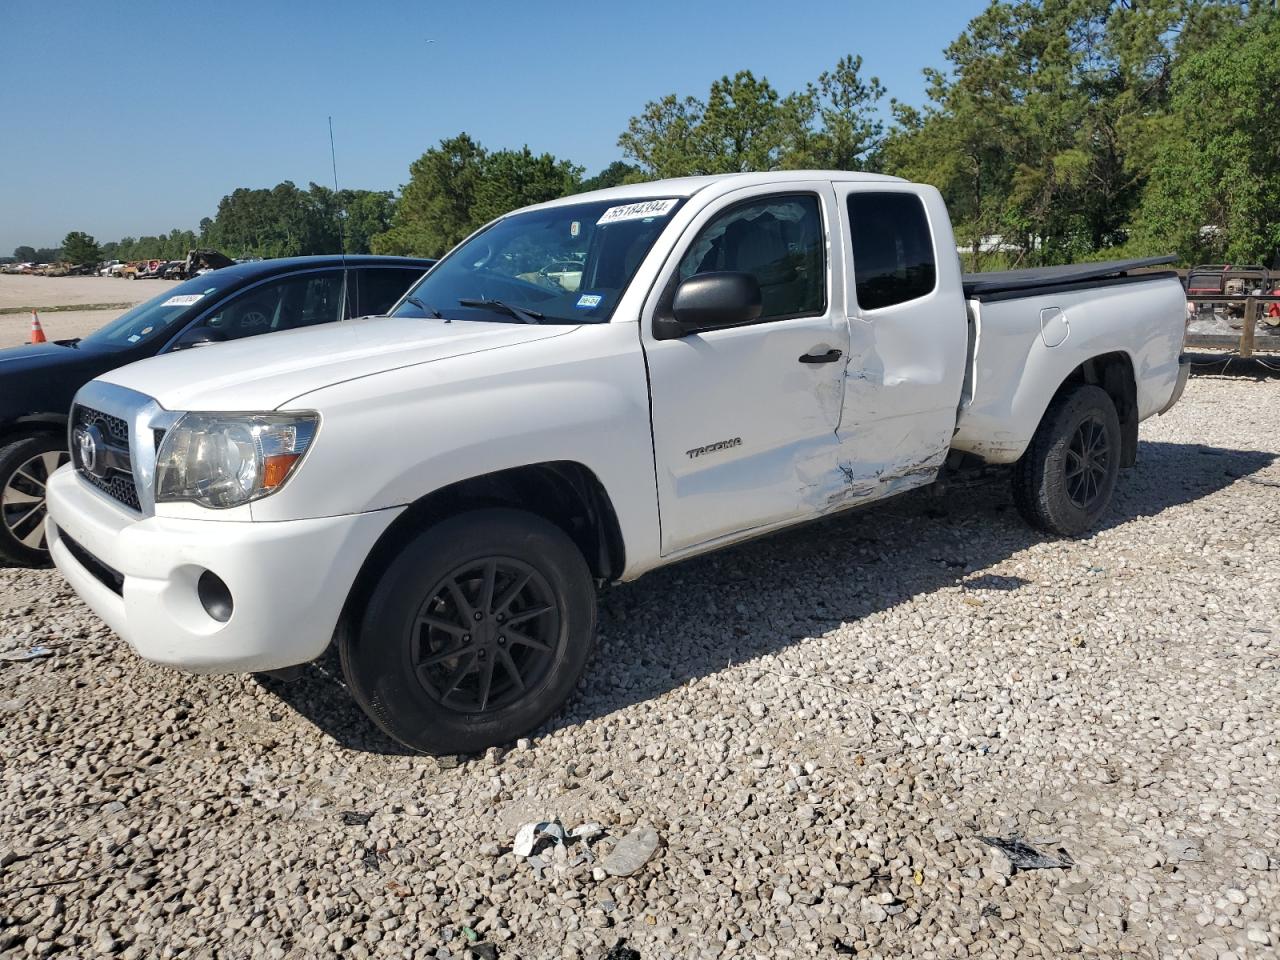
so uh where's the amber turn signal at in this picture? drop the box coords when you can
[262,453,302,489]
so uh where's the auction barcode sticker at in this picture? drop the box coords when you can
[596,198,679,226]
[162,294,205,307]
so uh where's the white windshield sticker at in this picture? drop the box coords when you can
[596,198,679,226]
[162,294,204,307]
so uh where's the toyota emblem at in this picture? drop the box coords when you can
[74,425,107,478]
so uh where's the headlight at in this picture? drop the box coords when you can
[155,412,319,508]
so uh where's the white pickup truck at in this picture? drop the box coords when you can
[46,171,1189,754]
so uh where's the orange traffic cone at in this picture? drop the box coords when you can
[29,310,47,344]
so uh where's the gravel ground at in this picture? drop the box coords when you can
[1,366,1278,960]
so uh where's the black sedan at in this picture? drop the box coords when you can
[0,254,434,565]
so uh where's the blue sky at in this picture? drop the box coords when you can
[1,0,987,254]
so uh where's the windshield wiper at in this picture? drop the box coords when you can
[459,298,543,324]
[405,295,442,319]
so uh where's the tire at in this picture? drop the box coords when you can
[1012,384,1121,537]
[340,508,597,754]
[0,435,70,567]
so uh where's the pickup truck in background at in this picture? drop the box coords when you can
[46,171,1190,754]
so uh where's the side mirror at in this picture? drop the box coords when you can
[169,327,228,351]
[656,271,762,340]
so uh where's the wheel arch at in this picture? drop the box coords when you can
[1049,351,1138,467]
[0,414,68,449]
[340,460,625,631]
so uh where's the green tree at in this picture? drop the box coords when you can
[61,231,101,268]
[1133,8,1280,262]
[580,161,646,192]
[340,189,397,253]
[697,71,813,173]
[619,70,815,177]
[372,134,582,258]
[373,133,488,257]
[617,94,705,178]
[472,147,583,225]
[13,245,36,262]
[205,181,335,258]
[882,0,1249,268]
[801,54,887,171]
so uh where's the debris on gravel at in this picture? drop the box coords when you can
[977,836,1074,872]
[1,367,1278,958]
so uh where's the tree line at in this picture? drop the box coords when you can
[16,1,1278,272]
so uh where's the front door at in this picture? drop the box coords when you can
[831,183,968,504]
[641,184,850,554]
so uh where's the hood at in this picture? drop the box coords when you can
[97,315,579,411]
[0,341,87,371]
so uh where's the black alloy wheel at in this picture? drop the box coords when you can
[1063,415,1112,510]
[1012,384,1122,537]
[340,507,597,755]
[410,557,563,714]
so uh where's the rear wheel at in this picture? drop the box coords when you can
[0,435,70,567]
[1012,384,1121,536]
[340,508,597,754]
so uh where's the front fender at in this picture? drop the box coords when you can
[253,324,661,578]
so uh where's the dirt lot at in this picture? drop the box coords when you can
[0,366,1278,959]
[0,274,175,348]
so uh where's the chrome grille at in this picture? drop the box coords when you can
[72,404,141,512]
[79,406,129,445]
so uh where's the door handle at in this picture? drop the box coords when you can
[798,348,843,364]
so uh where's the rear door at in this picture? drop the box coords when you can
[641,184,849,554]
[831,183,968,503]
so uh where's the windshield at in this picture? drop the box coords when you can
[79,275,225,349]
[393,197,685,324]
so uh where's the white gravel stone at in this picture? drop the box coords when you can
[0,367,1277,958]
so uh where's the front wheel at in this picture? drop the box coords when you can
[0,435,70,567]
[340,508,597,754]
[1012,384,1121,536]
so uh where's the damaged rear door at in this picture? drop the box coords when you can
[641,184,849,554]
[829,183,968,507]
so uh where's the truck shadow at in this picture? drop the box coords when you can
[261,439,1275,757]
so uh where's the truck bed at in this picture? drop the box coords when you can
[962,256,1178,300]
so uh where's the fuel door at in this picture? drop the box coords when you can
[1040,305,1069,347]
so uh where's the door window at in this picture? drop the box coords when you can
[677,194,825,321]
[847,193,937,309]
[356,267,427,316]
[198,271,346,341]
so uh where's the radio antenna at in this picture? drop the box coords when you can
[328,116,350,317]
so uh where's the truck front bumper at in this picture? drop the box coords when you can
[46,467,402,673]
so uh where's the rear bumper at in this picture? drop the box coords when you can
[1158,357,1192,415]
[46,466,402,673]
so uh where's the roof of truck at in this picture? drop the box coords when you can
[530,170,907,210]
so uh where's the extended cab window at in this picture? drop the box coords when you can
[198,271,345,340]
[678,194,825,321]
[847,192,937,309]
